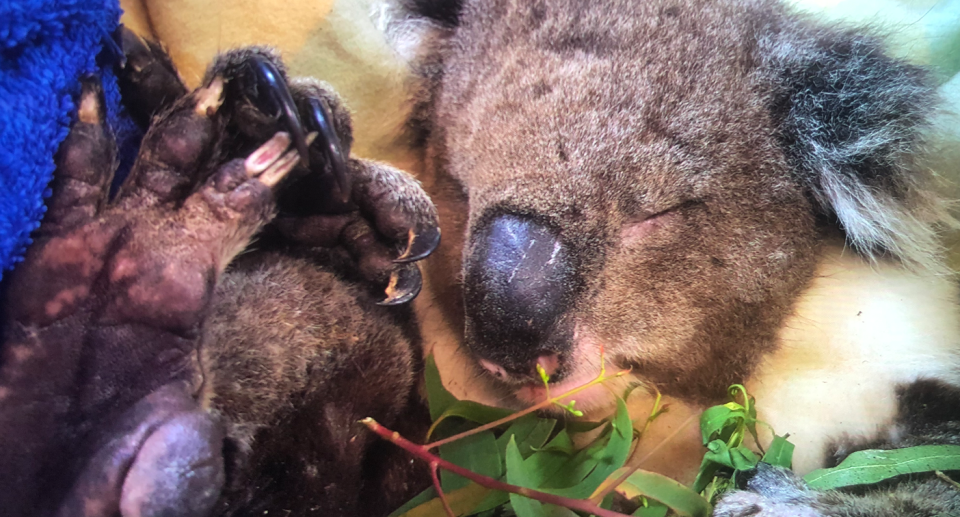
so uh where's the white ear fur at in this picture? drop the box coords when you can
[817,165,953,274]
[760,22,955,274]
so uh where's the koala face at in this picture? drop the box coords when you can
[405,0,946,411]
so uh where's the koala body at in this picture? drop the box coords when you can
[390,0,960,492]
[3,0,960,515]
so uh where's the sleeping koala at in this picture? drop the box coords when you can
[0,36,437,516]
[387,0,960,514]
[3,0,960,516]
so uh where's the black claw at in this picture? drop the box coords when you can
[304,97,350,202]
[394,225,441,264]
[116,27,187,129]
[237,55,310,167]
[377,264,423,306]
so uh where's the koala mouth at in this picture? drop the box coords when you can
[474,331,628,412]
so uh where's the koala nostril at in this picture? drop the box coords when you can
[463,214,576,368]
[536,353,560,378]
[479,358,509,380]
[478,352,561,382]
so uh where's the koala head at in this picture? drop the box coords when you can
[396,0,948,410]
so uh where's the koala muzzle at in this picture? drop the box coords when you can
[463,214,576,379]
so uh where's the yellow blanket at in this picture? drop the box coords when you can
[120,0,418,171]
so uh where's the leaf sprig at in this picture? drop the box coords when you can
[368,358,960,517]
[375,356,711,517]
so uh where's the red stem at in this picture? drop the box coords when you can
[430,462,456,517]
[362,418,630,517]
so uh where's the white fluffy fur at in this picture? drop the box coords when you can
[750,240,960,474]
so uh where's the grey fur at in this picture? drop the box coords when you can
[389,0,960,515]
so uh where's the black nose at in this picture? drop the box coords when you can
[463,214,576,373]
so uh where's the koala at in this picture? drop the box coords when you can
[0,33,436,516]
[3,0,960,516]
[385,0,960,514]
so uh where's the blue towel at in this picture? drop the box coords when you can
[0,0,124,280]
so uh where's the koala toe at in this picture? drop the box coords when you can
[43,77,116,238]
[115,79,225,209]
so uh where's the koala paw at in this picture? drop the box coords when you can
[204,48,440,305]
[713,463,827,517]
[0,55,302,516]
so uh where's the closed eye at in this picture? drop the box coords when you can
[620,200,701,245]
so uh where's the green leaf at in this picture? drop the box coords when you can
[691,455,721,495]
[394,482,491,517]
[536,429,574,455]
[506,435,534,487]
[469,490,511,515]
[728,447,759,471]
[700,441,758,472]
[761,435,795,469]
[523,429,576,487]
[803,445,960,490]
[617,469,713,517]
[542,397,633,499]
[440,430,503,491]
[496,414,556,458]
[505,436,546,517]
[633,499,669,517]
[699,406,742,444]
[497,415,538,452]
[389,487,437,517]
[564,419,605,434]
[702,440,734,469]
[434,400,515,431]
[425,355,458,421]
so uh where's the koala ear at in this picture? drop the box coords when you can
[762,22,953,273]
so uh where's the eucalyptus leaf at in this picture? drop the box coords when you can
[564,419,606,434]
[703,440,734,469]
[425,355,458,421]
[633,499,669,517]
[542,397,633,499]
[729,447,759,471]
[692,455,722,494]
[440,430,503,491]
[615,469,712,517]
[761,435,795,469]
[432,400,515,434]
[394,482,491,517]
[536,429,574,455]
[804,445,960,490]
[537,427,612,490]
[506,436,546,517]
[469,490,511,515]
[699,406,742,443]
[389,486,437,517]
[496,414,556,458]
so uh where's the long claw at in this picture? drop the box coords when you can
[238,55,310,167]
[394,225,441,264]
[377,264,423,306]
[304,97,350,202]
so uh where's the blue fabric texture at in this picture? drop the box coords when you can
[0,0,123,279]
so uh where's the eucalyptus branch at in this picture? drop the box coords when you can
[430,462,456,517]
[425,368,630,450]
[363,418,632,517]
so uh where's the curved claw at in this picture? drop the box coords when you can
[377,264,423,306]
[394,225,441,264]
[237,55,310,167]
[304,97,350,202]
